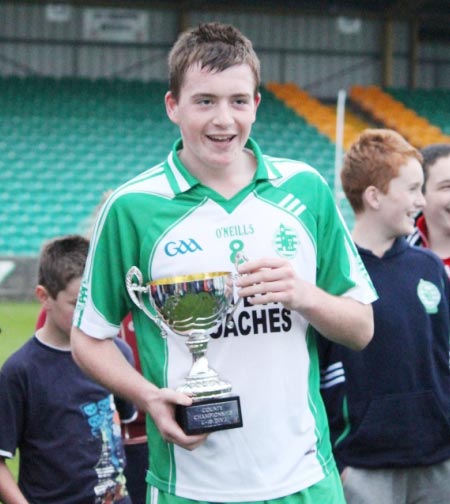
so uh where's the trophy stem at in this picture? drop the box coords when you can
[186,331,210,372]
[177,331,232,399]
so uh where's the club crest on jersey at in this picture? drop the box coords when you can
[273,223,299,258]
[417,278,441,314]
[164,239,203,257]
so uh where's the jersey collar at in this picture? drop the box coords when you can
[164,137,282,195]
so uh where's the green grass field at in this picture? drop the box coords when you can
[0,301,41,481]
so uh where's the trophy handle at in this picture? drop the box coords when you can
[125,266,160,324]
[225,290,243,329]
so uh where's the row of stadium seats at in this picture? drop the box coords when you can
[266,81,372,151]
[349,85,450,148]
[0,76,169,120]
[3,75,448,257]
[0,77,338,256]
[0,77,176,255]
[386,88,450,137]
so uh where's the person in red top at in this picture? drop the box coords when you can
[407,144,450,276]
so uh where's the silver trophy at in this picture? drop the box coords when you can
[126,266,243,434]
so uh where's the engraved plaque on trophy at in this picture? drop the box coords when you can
[126,267,243,435]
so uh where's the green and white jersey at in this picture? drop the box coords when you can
[75,138,376,502]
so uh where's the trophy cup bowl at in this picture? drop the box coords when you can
[126,267,243,435]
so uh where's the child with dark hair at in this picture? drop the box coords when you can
[407,143,450,275]
[35,192,149,504]
[0,235,135,504]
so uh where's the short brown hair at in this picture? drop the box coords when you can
[341,129,422,213]
[168,22,260,101]
[38,235,89,299]
[421,143,450,189]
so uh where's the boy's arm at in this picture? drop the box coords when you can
[0,458,28,504]
[317,335,348,473]
[294,285,373,350]
[112,338,138,423]
[71,327,207,449]
[237,257,374,350]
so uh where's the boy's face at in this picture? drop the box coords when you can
[43,277,81,339]
[165,62,261,175]
[423,154,450,238]
[377,157,425,237]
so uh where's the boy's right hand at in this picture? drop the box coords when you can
[147,388,208,450]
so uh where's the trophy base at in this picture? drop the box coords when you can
[175,395,243,435]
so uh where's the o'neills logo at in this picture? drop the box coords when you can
[210,297,292,338]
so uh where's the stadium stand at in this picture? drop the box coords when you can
[349,85,450,148]
[386,88,450,137]
[266,81,372,151]
[0,77,337,257]
[9,77,448,259]
[0,77,177,256]
[255,87,337,179]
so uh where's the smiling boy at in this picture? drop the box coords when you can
[319,130,450,503]
[408,144,450,274]
[71,22,376,503]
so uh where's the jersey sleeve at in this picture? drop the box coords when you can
[314,178,376,303]
[74,193,139,339]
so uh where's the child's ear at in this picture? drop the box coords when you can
[254,92,262,109]
[165,91,179,125]
[251,92,262,122]
[363,185,381,211]
[35,285,50,306]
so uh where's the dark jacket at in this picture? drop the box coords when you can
[319,238,450,469]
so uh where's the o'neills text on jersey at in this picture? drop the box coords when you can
[215,224,255,239]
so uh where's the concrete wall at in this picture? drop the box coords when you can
[0,3,448,98]
[0,256,38,301]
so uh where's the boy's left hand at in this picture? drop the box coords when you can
[236,257,306,311]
